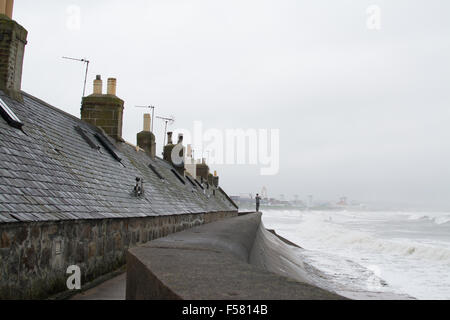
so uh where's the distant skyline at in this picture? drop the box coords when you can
[15,0,450,209]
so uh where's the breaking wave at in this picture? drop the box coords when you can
[262,209,450,299]
[406,213,450,225]
[267,211,450,263]
[325,230,450,263]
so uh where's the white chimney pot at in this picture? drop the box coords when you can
[107,78,117,95]
[0,0,14,19]
[143,114,151,132]
[93,75,102,94]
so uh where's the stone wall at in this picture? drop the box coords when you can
[0,211,237,299]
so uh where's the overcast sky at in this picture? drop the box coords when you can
[14,0,450,209]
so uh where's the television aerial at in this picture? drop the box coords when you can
[156,115,175,146]
[135,105,156,132]
[62,56,90,98]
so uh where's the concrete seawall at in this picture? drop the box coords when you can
[126,213,345,300]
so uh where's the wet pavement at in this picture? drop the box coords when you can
[71,273,126,300]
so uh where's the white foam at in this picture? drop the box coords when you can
[435,216,450,225]
[262,209,450,300]
[404,212,450,225]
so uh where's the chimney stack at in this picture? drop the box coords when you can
[107,78,117,95]
[137,113,156,159]
[93,75,102,94]
[0,0,28,101]
[81,75,124,141]
[207,173,214,186]
[196,159,210,182]
[163,131,185,175]
[213,171,219,188]
[175,134,185,175]
[163,132,175,162]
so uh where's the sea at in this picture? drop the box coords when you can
[261,209,450,300]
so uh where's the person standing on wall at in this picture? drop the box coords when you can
[256,194,262,212]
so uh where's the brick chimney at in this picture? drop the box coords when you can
[81,76,124,141]
[0,0,28,101]
[163,132,185,175]
[137,114,156,159]
[163,132,175,162]
[196,158,210,182]
[213,170,219,188]
[175,134,185,175]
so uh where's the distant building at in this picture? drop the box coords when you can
[337,197,348,206]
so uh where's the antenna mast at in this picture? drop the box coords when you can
[156,115,175,146]
[135,105,156,132]
[62,56,90,98]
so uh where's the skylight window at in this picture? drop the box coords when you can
[0,97,23,129]
[171,169,186,185]
[94,132,122,162]
[185,175,197,188]
[75,126,100,150]
[194,179,204,190]
[149,163,165,181]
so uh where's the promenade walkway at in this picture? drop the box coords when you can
[70,273,126,300]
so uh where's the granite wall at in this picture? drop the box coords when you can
[0,210,238,299]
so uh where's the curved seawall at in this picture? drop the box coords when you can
[126,213,345,300]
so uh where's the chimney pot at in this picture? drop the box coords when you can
[107,78,117,95]
[0,0,13,19]
[93,75,102,94]
[143,114,151,132]
[167,132,173,145]
[4,0,13,19]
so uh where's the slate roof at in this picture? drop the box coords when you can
[0,90,238,223]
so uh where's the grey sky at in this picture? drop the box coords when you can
[14,0,450,208]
